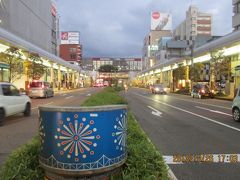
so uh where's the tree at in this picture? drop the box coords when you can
[189,62,205,82]
[0,47,23,82]
[210,50,231,94]
[27,53,46,80]
[98,64,118,72]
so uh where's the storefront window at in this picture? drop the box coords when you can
[0,62,10,82]
[2,68,9,82]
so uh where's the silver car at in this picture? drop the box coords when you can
[28,81,54,98]
[232,88,240,121]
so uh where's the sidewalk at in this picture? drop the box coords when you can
[53,87,87,94]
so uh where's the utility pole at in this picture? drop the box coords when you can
[190,36,195,91]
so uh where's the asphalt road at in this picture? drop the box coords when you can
[123,87,240,180]
[0,87,102,167]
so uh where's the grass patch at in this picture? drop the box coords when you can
[82,87,168,179]
[0,136,44,180]
[0,87,168,180]
[83,87,127,106]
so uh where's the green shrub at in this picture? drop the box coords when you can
[0,136,44,180]
[82,87,127,106]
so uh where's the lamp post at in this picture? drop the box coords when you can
[190,36,195,92]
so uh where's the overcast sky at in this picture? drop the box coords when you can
[56,0,232,58]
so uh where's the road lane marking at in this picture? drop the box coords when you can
[195,106,232,116]
[133,93,240,133]
[139,90,232,110]
[169,95,232,110]
[31,102,54,110]
[65,96,74,99]
[163,154,240,164]
[148,106,162,117]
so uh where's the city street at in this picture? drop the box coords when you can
[0,87,102,167]
[123,87,240,180]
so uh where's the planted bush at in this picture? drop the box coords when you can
[0,136,44,180]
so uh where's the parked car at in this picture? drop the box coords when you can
[232,88,240,121]
[0,82,31,125]
[28,80,54,98]
[151,84,167,94]
[191,84,214,99]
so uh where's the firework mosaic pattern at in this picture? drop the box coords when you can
[55,114,100,162]
[112,112,127,151]
[39,118,45,145]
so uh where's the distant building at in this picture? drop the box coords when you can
[233,0,240,31]
[174,6,212,41]
[0,0,59,55]
[82,57,142,72]
[59,31,82,66]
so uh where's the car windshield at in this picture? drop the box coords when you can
[29,82,43,88]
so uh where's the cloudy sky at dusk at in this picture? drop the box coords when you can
[56,0,232,58]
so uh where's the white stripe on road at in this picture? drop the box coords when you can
[195,106,232,116]
[169,95,232,110]
[163,154,240,164]
[65,96,74,99]
[31,102,54,110]
[148,106,162,117]
[134,93,240,133]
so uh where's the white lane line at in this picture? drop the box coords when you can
[158,93,231,110]
[134,93,240,133]
[65,96,74,99]
[163,154,240,164]
[195,106,232,116]
[148,106,162,117]
[31,102,54,110]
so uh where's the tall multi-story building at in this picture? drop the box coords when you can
[59,31,82,66]
[142,12,172,70]
[233,0,240,31]
[174,6,212,41]
[0,0,59,55]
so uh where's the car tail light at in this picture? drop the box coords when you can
[27,84,30,89]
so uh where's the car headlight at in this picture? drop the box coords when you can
[155,88,159,91]
[164,88,167,91]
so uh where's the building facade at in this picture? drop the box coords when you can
[59,31,82,66]
[82,57,142,72]
[59,44,82,66]
[174,6,212,41]
[0,0,58,55]
[233,0,240,31]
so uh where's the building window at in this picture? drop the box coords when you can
[69,48,77,53]
[70,54,76,59]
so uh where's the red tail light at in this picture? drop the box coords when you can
[27,84,30,89]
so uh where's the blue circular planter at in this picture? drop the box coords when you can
[38,105,127,177]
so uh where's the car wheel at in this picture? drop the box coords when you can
[233,108,240,122]
[0,108,5,125]
[24,103,31,117]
